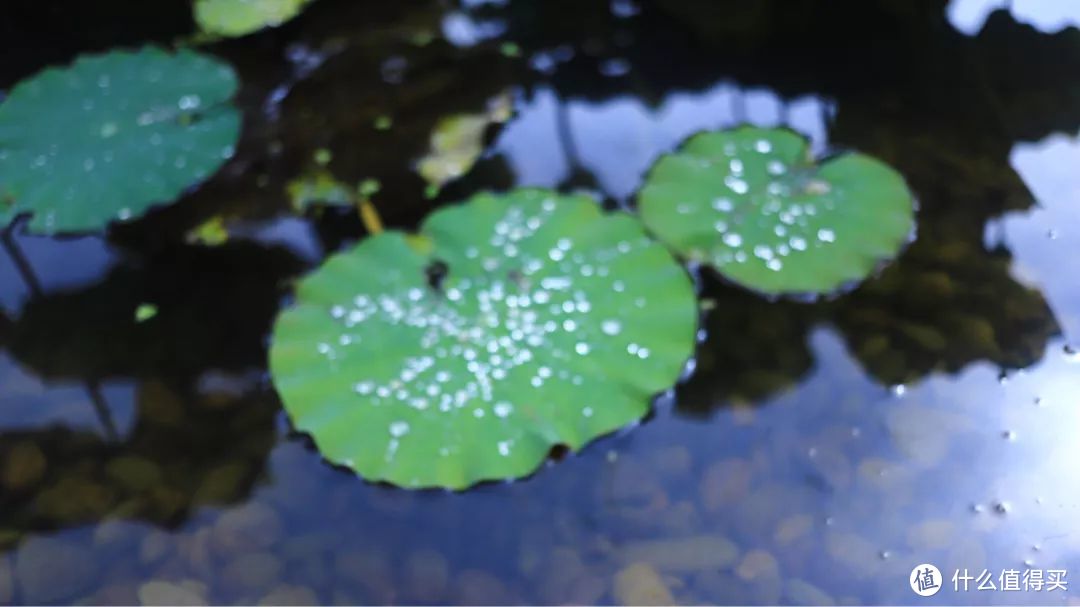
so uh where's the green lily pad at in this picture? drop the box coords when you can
[194,0,316,38]
[0,47,240,235]
[639,126,915,295]
[270,189,697,489]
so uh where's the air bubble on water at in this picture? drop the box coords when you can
[724,176,749,195]
[714,220,728,232]
[890,384,907,397]
[766,259,783,271]
[712,197,734,212]
[498,440,512,456]
[354,382,374,395]
[729,159,744,173]
[767,160,786,175]
[99,122,118,138]
[602,320,622,336]
[575,342,590,355]
[817,228,836,243]
[1002,430,1017,441]
[994,501,1011,515]
[723,233,743,247]
[178,94,201,111]
[494,402,513,418]
[755,139,772,153]
[117,208,132,220]
[790,236,807,251]
[390,419,410,436]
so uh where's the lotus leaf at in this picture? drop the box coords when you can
[0,47,240,235]
[639,126,915,295]
[270,189,697,489]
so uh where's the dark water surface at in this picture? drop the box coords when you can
[2,0,1080,604]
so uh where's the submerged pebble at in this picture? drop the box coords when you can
[613,563,676,606]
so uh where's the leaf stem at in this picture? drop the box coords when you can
[357,198,384,235]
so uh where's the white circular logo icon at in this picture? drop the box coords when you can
[910,563,943,597]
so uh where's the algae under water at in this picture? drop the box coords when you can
[1,0,1080,604]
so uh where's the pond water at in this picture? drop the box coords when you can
[2,0,1080,604]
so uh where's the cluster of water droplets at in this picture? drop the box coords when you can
[312,196,658,465]
[675,137,841,273]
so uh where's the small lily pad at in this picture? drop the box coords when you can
[0,47,240,235]
[416,92,514,191]
[639,126,916,295]
[194,0,316,38]
[270,189,697,489]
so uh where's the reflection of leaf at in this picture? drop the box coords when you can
[7,242,305,381]
[827,234,1060,385]
[270,190,697,489]
[416,91,514,191]
[639,127,915,295]
[678,281,817,413]
[0,47,240,235]
[277,37,518,225]
[0,380,277,532]
[194,0,316,38]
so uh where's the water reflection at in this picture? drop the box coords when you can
[2,0,1080,604]
[995,132,1080,337]
[495,83,832,201]
[949,0,1080,35]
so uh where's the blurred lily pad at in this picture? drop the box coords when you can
[416,91,514,191]
[639,127,915,295]
[270,189,697,489]
[194,0,316,38]
[0,47,240,235]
